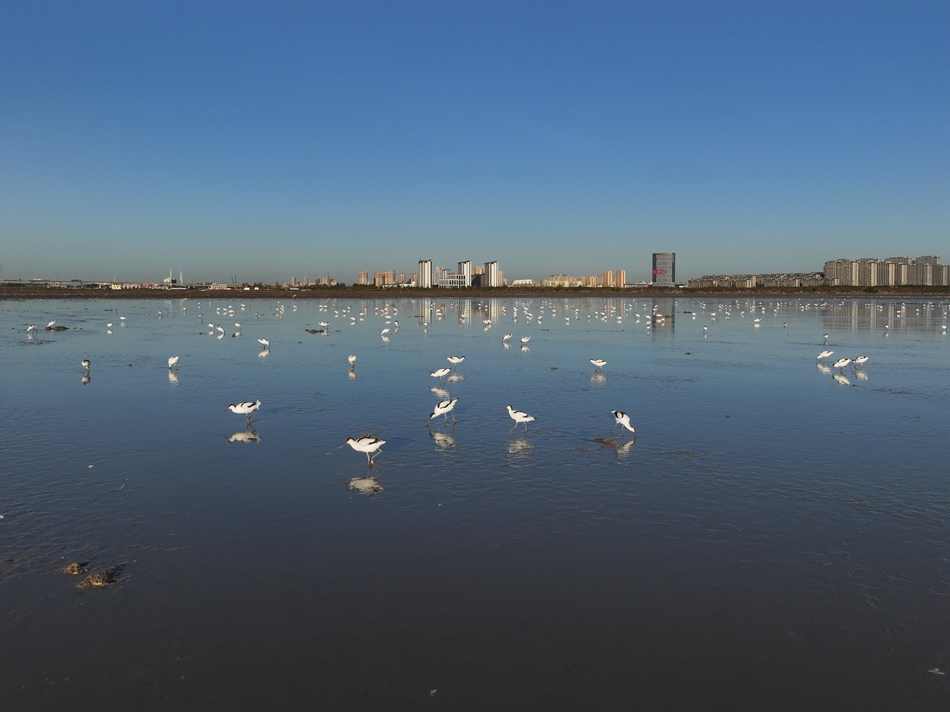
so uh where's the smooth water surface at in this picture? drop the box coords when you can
[2,295,949,710]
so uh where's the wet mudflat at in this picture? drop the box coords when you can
[2,296,949,710]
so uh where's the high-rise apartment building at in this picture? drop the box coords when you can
[823,256,945,286]
[616,269,626,288]
[602,270,614,288]
[652,253,675,286]
[484,261,500,287]
[458,261,472,288]
[358,270,369,286]
[418,260,432,288]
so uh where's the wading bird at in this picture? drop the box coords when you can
[345,436,385,466]
[228,400,261,426]
[611,410,636,437]
[506,404,535,433]
[429,398,459,424]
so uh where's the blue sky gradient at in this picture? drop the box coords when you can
[1,1,947,283]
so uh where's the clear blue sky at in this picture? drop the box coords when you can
[1,1,947,284]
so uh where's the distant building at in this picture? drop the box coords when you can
[602,270,614,288]
[823,256,947,286]
[616,269,626,287]
[484,261,500,287]
[652,253,675,286]
[458,260,472,288]
[358,270,369,286]
[417,260,432,288]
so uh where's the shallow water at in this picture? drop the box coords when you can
[2,295,950,710]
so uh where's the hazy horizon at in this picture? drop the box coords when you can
[2,2,947,284]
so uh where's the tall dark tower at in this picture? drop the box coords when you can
[652,253,675,286]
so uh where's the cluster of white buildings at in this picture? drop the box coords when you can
[823,256,948,287]
[417,260,503,288]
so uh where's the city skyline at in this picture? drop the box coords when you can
[1,3,947,283]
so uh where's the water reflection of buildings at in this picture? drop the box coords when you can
[650,297,676,336]
[821,300,950,334]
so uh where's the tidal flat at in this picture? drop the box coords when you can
[2,296,949,711]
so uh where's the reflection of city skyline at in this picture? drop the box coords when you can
[821,300,950,334]
[346,296,948,337]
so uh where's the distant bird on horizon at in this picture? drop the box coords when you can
[447,356,465,369]
[817,350,834,360]
[81,359,90,372]
[832,358,852,370]
[257,338,270,347]
[348,354,357,366]
[853,355,869,366]
[590,358,607,372]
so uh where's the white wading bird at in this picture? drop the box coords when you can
[506,404,535,433]
[611,410,636,437]
[429,398,459,424]
[228,400,261,425]
[345,436,386,466]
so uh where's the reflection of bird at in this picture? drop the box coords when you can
[348,476,384,494]
[257,338,270,347]
[506,404,535,432]
[227,431,261,443]
[590,358,607,371]
[346,436,385,465]
[447,356,465,369]
[817,350,834,359]
[430,386,450,399]
[832,358,851,370]
[430,367,450,382]
[168,371,179,384]
[854,369,869,381]
[429,430,456,450]
[228,400,261,425]
[853,355,869,366]
[429,398,459,424]
[833,373,851,386]
[816,363,832,375]
[611,410,636,436]
[168,356,179,370]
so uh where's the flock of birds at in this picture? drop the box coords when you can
[37,294,950,477]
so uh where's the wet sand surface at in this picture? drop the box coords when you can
[3,296,949,710]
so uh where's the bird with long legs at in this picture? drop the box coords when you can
[611,410,636,439]
[345,436,385,466]
[228,400,261,427]
[429,398,459,424]
[506,404,535,433]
